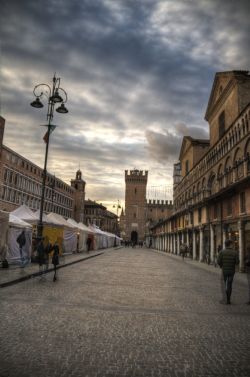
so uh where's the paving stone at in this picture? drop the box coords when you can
[0,248,250,377]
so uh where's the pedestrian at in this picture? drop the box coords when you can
[180,243,186,260]
[244,247,250,305]
[16,230,26,266]
[217,239,239,304]
[86,237,92,252]
[52,240,60,282]
[44,239,52,272]
[37,237,46,278]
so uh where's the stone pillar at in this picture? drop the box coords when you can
[173,234,176,254]
[181,232,184,244]
[222,227,226,249]
[177,233,180,255]
[238,220,245,272]
[210,224,215,263]
[186,230,189,247]
[192,230,196,260]
[199,227,204,262]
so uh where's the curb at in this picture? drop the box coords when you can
[0,251,104,289]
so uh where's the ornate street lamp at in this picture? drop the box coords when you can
[31,74,68,239]
[113,199,121,216]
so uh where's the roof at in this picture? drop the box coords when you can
[178,136,209,161]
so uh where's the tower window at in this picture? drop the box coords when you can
[185,160,189,174]
[135,188,137,194]
[134,213,136,218]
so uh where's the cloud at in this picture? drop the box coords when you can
[145,123,209,163]
[0,0,249,210]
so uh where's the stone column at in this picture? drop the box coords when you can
[177,233,180,255]
[181,232,184,244]
[192,230,196,260]
[238,220,245,272]
[222,227,226,249]
[210,224,215,263]
[199,227,204,262]
[186,230,189,247]
[173,234,176,254]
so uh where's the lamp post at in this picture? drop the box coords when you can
[31,74,68,239]
[113,199,121,216]
[113,199,121,235]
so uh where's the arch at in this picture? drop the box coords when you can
[234,147,244,179]
[201,177,206,189]
[244,137,250,156]
[225,156,233,184]
[131,230,138,245]
[244,137,250,172]
[208,173,216,195]
[217,163,223,190]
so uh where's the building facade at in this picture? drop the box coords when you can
[0,117,84,220]
[149,71,250,272]
[84,199,118,233]
[123,169,173,243]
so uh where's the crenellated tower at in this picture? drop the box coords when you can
[125,169,148,243]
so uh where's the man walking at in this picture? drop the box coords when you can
[218,239,239,304]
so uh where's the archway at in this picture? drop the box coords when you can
[131,230,138,245]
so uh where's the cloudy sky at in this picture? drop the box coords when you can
[1,0,249,212]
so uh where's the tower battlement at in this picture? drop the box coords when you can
[125,169,148,182]
[147,199,173,207]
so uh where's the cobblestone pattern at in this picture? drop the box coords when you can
[0,248,250,377]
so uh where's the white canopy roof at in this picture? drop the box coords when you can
[78,222,95,233]
[34,210,51,223]
[11,204,37,222]
[9,214,32,228]
[47,213,75,228]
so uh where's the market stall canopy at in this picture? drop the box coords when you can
[88,225,106,235]
[47,213,75,228]
[11,204,37,222]
[78,222,95,233]
[66,218,80,228]
[9,214,32,228]
[34,210,51,223]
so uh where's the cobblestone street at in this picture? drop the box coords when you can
[1,248,250,377]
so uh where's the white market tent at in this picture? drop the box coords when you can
[34,209,51,223]
[7,214,32,264]
[66,219,92,252]
[47,213,77,254]
[11,204,37,223]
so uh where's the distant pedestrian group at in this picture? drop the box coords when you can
[36,237,60,282]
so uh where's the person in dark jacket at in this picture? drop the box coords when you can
[218,239,239,304]
[52,241,60,282]
[37,237,45,278]
[16,230,26,266]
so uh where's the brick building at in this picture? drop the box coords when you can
[0,116,84,220]
[84,199,118,233]
[149,70,250,272]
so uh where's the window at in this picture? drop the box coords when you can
[134,213,136,218]
[240,192,246,213]
[218,111,225,138]
[185,160,189,175]
[134,188,137,194]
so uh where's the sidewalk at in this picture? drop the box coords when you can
[151,248,249,287]
[0,247,121,288]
